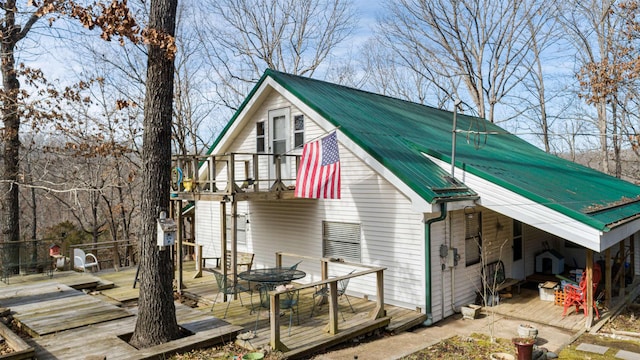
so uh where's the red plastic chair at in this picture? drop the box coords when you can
[562,263,601,318]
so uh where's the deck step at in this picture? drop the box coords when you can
[386,312,427,334]
[95,280,115,291]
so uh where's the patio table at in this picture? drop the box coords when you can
[238,267,306,288]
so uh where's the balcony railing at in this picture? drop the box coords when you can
[171,152,301,197]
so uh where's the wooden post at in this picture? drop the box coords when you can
[220,201,227,300]
[252,154,259,192]
[318,259,329,306]
[209,155,217,192]
[193,244,203,279]
[605,247,611,308]
[231,198,238,299]
[368,269,385,319]
[270,291,288,351]
[585,250,594,329]
[276,252,282,267]
[191,156,199,192]
[327,280,339,335]
[631,234,636,278]
[620,240,626,297]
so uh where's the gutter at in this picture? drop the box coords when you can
[423,202,447,326]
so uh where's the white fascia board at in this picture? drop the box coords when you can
[425,154,603,252]
[601,218,640,251]
[269,80,438,214]
[211,80,274,155]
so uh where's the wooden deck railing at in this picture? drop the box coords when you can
[171,152,301,197]
[270,252,386,352]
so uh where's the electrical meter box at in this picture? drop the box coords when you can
[157,217,177,247]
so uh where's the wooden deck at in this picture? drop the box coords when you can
[0,269,242,360]
[0,282,132,337]
[0,263,425,359]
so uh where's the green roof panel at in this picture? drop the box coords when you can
[211,69,640,232]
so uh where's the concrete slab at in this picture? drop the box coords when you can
[616,350,640,360]
[576,343,609,355]
[311,313,575,360]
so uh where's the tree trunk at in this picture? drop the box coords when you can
[1,4,22,271]
[129,0,180,349]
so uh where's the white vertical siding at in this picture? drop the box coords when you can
[430,210,482,321]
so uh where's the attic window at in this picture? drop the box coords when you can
[294,115,304,148]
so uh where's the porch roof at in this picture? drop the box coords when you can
[210,69,640,234]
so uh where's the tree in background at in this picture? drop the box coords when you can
[377,0,554,124]
[559,0,631,177]
[196,0,357,112]
[567,0,640,180]
[0,0,141,265]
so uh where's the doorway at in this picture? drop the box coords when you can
[268,108,290,180]
[512,220,525,279]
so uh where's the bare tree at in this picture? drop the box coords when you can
[196,0,358,111]
[0,1,142,262]
[360,38,458,108]
[377,0,553,124]
[558,0,625,175]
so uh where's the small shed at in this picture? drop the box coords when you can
[535,249,565,275]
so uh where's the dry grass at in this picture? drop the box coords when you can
[398,333,515,360]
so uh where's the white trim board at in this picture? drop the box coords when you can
[424,154,605,251]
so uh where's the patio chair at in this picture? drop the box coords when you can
[253,284,270,332]
[73,248,100,272]
[310,269,356,320]
[254,284,300,335]
[211,270,250,318]
[562,263,601,319]
[280,287,300,336]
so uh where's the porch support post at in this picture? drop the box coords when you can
[619,240,626,297]
[194,244,203,279]
[270,292,288,351]
[631,234,635,278]
[605,247,611,309]
[368,269,385,319]
[220,201,227,300]
[231,198,238,299]
[327,281,339,334]
[585,249,594,329]
[318,259,329,306]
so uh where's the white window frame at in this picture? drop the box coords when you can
[322,221,361,262]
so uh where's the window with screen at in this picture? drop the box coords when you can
[256,121,265,153]
[322,221,361,262]
[294,115,304,148]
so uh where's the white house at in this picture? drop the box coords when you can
[175,69,640,327]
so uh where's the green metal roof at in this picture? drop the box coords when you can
[211,69,640,232]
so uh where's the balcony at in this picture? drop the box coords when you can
[171,152,301,202]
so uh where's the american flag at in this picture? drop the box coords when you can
[295,131,341,199]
